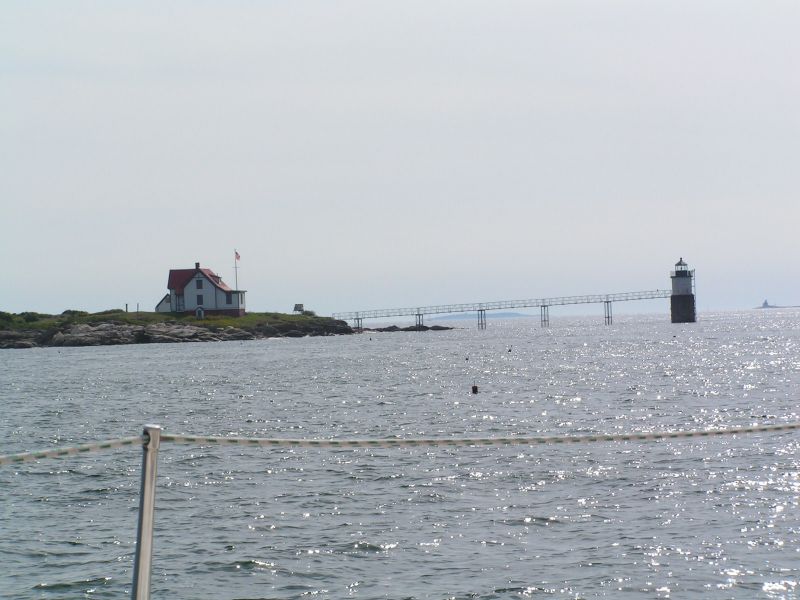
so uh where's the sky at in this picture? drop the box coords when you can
[2,1,798,316]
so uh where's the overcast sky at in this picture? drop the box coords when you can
[2,1,798,316]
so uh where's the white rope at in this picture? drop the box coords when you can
[0,436,145,466]
[160,422,800,449]
[2,423,798,466]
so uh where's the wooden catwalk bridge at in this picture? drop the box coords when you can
[332,289,673,331]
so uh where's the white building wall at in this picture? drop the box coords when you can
[184,274,217,311]
[155,295,171,313]
[219,288,245,310]
[182,274,245,312]
[212,287,246,310]
[170,290,182,312]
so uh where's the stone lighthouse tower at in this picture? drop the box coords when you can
[670,258,696,323]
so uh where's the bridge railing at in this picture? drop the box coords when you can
[332,289,672,321]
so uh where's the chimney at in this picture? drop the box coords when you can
[195,262,200,269]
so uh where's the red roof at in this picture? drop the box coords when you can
[167,266,234,293]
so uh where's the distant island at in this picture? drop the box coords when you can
[0,309,352,349]
[755,300,800,309]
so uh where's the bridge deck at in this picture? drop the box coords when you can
[332,289,672,321]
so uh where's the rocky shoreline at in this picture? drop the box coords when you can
[0,320,456,349]
[0,320,352,349]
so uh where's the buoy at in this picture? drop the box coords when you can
[471,384,478,394]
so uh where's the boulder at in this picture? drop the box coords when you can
[219,327,255,341]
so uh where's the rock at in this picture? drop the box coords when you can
[367,324,452,333]
[254,324,279,336]
[15,340,38,349]
[0,337,37,349]
[218,327,255,341]
[0,330,41,349]
[283,330,306,338]
[143,323,220,344]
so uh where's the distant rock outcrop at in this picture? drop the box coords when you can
[368,324,454,333]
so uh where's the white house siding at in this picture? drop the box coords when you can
[169,290,183,312]
[214,286,227,309]
[155,295,171,313]
[185,274,213,311]
[212,286,245,310]
[183,274,245,312]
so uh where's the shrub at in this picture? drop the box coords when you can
[20,312,45,323]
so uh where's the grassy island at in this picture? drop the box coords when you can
[0,309,352,349]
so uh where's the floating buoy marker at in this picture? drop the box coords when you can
[472,384,478,394]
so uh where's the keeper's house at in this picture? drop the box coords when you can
[155,262,246,317]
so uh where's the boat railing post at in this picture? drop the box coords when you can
[131,425,162,600]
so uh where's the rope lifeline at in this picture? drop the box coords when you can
[0,436,145,466]
[2,423,798,467]
[159,422,800,449]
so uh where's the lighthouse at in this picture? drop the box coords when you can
[670,258,696,323]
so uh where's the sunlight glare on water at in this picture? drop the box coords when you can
[1,310,799,599]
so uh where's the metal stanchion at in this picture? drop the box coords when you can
[131,425,161,600]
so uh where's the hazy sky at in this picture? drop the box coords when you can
[2,1,798,316]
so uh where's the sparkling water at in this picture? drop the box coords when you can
[1,311,799,599]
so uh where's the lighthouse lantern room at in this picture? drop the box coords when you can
[670,257,696,323]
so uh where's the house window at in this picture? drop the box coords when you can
[197,294,203,306]
[226,292,232,304]
[196,279,203,289]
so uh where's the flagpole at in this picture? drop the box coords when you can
[234,249,239,291]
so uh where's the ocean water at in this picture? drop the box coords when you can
[1,311,799,599]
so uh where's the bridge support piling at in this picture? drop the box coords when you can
[604,301,612,325]
[540,305,550,327]
[353,317,363,333]
[477,309,487,330]
[415,313,424,328]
